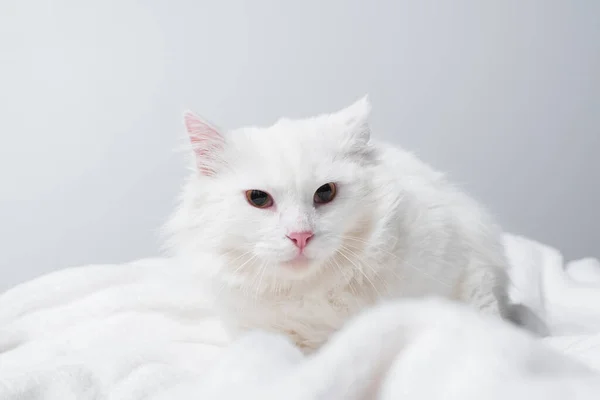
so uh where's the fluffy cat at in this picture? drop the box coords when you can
[166,97,509,352]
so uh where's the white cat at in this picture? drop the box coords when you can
[166,97,509,351]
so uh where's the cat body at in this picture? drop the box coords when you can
[167,98,508,351]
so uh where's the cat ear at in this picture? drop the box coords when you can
[332,95,371,146]
[183,110,225,176]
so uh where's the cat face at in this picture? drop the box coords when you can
[177,97,376,282]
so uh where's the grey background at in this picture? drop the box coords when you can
[1,0,598,291]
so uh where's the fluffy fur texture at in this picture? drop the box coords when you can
[166,97,509,351]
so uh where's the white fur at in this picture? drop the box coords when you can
[166,97,509,351]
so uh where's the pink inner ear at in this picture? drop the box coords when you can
[183,111,224,176]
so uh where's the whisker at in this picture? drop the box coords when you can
[334,233,453,289]
[338,244,381,277]
[215,254,258,298]
[330,256,362,307]
[237,258,257,275]
[223,249,254,264]
[255,261,268,299]
[338,244,392,296]
[327,258,353,294]
[336,247,382,299]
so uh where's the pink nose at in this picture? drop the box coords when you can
[286,231,313,251]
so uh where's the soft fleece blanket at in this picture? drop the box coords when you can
[0,234,599,399]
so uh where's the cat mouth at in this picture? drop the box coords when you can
[283,254,311,269]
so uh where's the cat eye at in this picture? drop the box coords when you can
[245,190,273,208]
[314,183,337,205]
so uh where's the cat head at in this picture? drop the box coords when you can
[169,97,381,288]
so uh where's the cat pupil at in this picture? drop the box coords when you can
[251,190,268,205]
[314,183,336,204]
[317,185,331,197]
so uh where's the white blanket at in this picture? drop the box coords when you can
[1,234,599,399]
